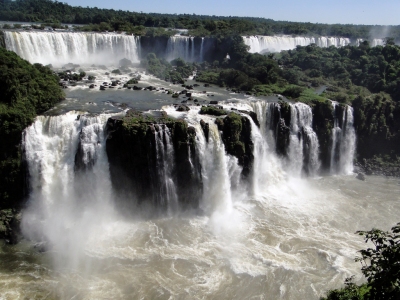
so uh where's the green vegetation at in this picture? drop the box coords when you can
[141,53,195,84]
[0,47,64,209]
[322,223,400,300]
[2,0,400,39]
[199,105,228,116]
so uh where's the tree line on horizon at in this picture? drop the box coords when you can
[1,0,400,39]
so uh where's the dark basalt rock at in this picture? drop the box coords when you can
[0,209,21,244]
[219,112,254,178]
[356,173,366,181]
[176,105,190,112]
[106,110,202,213]
[311,100,334,171]
[275,118,290,157]
[239,110,260,127]
[0,31,5,49]
[200,119,209,142]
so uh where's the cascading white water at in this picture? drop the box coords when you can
[7,101,385,300]
[330,102,356,175]
[22,112,114,265]
[194,121,234,214]
[243,35,351,53]
[330,101,341,174]
[166,36,195,62]
[244,113,285,195]
[287,103,320,177]
[339,106,356,174]
[4,31,141,66]
[199,37,204,62]
[355,38,385,47]
[154,125,179,212]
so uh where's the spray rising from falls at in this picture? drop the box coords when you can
[4,31,141,66]
[243,36,352,53]
[21,100,357,238]
[22,112,114,259]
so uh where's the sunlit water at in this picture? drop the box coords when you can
[1,34,397,299]
[1,176,399,299]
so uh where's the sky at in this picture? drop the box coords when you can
[62,0,400,26]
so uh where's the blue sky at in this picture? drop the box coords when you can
[62,0,400,26]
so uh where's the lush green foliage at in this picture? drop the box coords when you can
[322,223,400,300]
[322,277,370,300]
[0,47,64,208]
[355,223,400,299]
[199,106,228,116]
[2,0,400,38]
[141,53,195,84]
[279,42,400,101]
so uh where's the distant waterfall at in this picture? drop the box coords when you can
[4,31,141,66]
[166,36,196,62]
[199,37,204,62]
[355,38,385,47]
[243,36,352,53]
[154,125,179,213]
[330,102,356,174]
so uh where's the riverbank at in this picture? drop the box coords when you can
[355,158,400,177]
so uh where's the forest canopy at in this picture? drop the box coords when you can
[0,47,64,208]
[1,0,400,39]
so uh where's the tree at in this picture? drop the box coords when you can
[355,223,400,299]
[322,223,400,300]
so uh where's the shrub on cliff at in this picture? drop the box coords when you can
[0,48,64,208]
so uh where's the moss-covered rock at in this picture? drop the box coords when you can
[0,209,21,244]
[219,112,254,177]
[106,110,202,212]
[311,99,334,170]
[0,31,5,49]
[199,105,228,116]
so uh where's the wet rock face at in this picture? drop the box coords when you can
[0,209,21,244]
[105,110,202,212]
[275,118,290,157]
[268,102,290,158]
[311,100,334,171]
[219,112,254,178]
[0,31,5,49]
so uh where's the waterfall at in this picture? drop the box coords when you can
[242,36,352,53]
[243,112,284,195]
[287,103,320,177]
[356,38,385,47]
[193,121,234,214]
[330,101,341,174]
[329,102,356,174]
[166,36,196,62]
[3,31,141,66]
[154,125,179,213]
[199,37,204,62]
[22,112,114,248]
